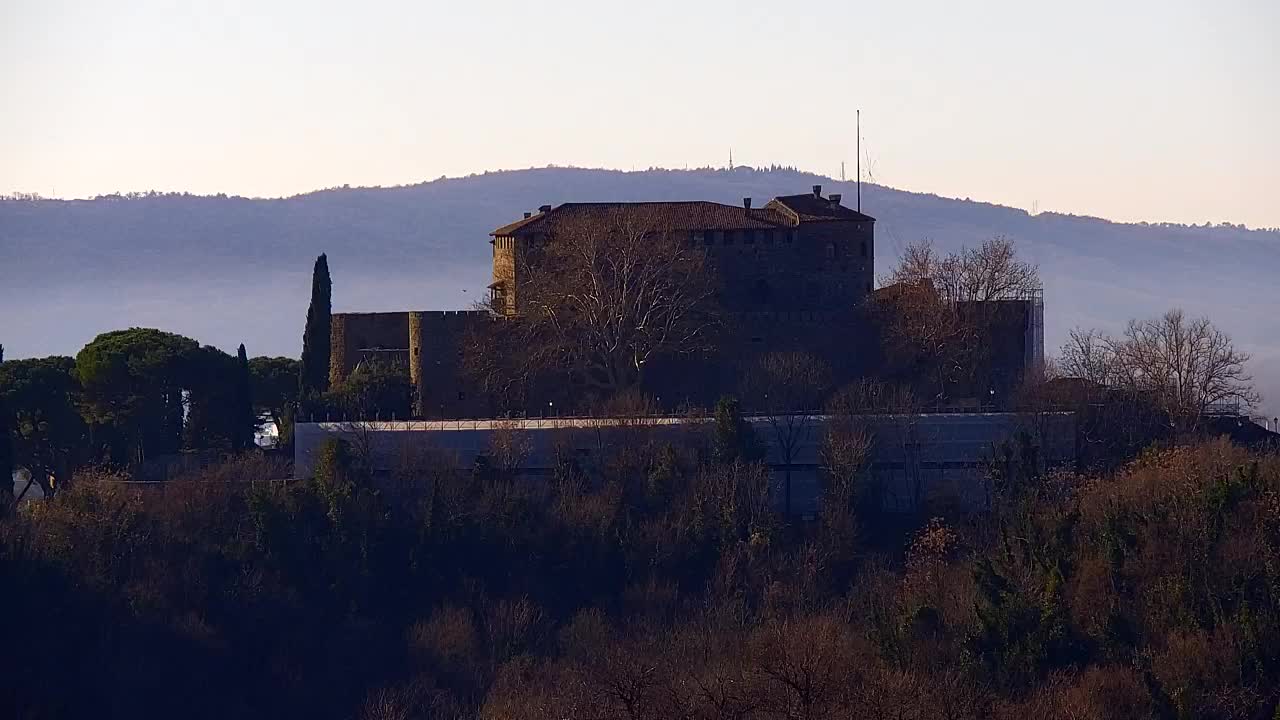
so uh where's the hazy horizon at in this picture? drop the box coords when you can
[3,0,1277,229]
[8,163,1278,233]
[3,165,1276,417]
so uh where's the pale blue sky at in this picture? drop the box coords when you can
[2,0,1277,227]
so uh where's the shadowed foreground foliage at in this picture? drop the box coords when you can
[2,440,1279,719]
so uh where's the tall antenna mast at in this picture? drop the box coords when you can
[840,161,845,182]
[729,148,733,170]
[856,109,861,212]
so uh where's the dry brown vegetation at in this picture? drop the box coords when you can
[3,434,1279,719]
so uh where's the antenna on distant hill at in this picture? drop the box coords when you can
[841,162,845,182]
[856,109,861,212]
[729,148,733,170]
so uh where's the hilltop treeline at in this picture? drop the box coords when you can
[3,435,1279,719]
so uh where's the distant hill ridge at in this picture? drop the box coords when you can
[1,167,1276,413]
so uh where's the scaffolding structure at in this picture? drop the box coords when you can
[1024,288,1045,370]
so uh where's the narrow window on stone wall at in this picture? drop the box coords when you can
[866,282,872,293]
[861,241,868,258]
[744,230,755,244]
[786,231,795,244]
[724,230,735,245]
[765,230,775,244]
[702,231,713,246]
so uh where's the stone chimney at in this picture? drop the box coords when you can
[811,184,822,199]
[829,193,842,206]
[743,197,752,209]
[523,211,532,219]
[539,204,552,213]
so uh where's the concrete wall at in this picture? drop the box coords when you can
[295,411,1075,514]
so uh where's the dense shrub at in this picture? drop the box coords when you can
[2,440,1278,719]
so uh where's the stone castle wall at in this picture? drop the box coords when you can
[494,220,874,318]
[491,236,518,315]
[332,309,489,418]
[329,311,412,385]
[704,221,874,312]
[332,300,1037,419]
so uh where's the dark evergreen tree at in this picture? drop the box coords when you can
[1,355,88,498]
[299,253,332,401]
[234,344,254,451]
[77,328,198,464]
[711,395,763,465]
[184,345,239,451]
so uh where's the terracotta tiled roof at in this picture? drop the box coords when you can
[767,195,875,223]
[492,201,793,237]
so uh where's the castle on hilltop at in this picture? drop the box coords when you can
[328,186,1041,418]
[488,185,874,316]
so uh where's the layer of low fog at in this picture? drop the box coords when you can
[2,167,1275,414]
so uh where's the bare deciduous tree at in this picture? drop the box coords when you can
[516,215,720,395]
[487,419,533,479]
[878,237,1041,403]
[1057,327,1115,386]
[884,237,1040,303]
[742,351,832,515]
[820,379,916,524]
[1057,309,1259,432]
[460,319,533,417]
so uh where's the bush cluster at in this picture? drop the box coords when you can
[2,439,1278,719]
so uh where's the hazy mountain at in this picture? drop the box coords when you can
[2,167,1276,414]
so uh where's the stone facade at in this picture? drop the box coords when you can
[329,186,1042,418]
[328,309,489,418]
[489,186,875,317]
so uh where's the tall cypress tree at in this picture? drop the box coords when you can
[234,344,255,451]
[299,253,332,401]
